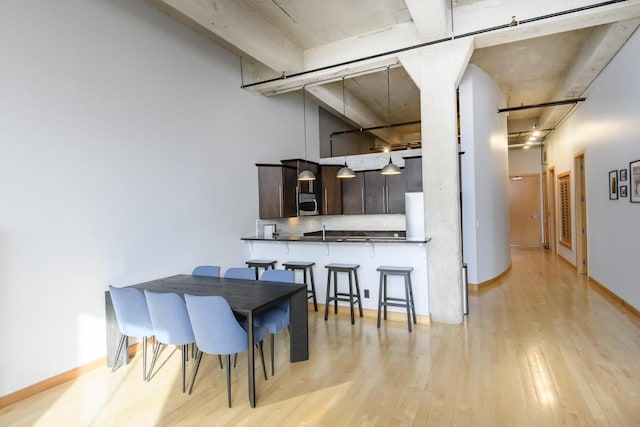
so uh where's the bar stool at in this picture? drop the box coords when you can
[245,259,277,280]
[283,261,318,311]
[376,266,417,332]
[324,263,363,325]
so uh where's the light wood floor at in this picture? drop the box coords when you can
[2,248,639,426]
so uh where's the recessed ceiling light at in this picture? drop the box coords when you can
[533,130,541,137]
[523,146,531,150]
[529,136,536,141]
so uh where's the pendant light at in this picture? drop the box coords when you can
[298,86,316,181]
[337,156,356,178]
[336,76,356,179]
[380,66,401,176]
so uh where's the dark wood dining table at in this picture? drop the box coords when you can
[104,274,309,408]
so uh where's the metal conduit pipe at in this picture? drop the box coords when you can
[240,0,628,90]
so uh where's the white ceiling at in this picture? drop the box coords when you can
[147,0,640,148]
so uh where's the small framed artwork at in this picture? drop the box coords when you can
[609,170,618,200]
[630,159,640,203]
[620,185,628,198]
[620,168,627,182]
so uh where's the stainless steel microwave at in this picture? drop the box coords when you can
[298,193,319,216]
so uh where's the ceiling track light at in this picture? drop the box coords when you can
[380,66,401,176]
[298,86,316,181]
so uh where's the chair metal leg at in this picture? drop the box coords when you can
[218,355,223,369]
[258,341,268,381]
[270,333,275,376]
[226,354,232,407]
[188,350,203,395]
[233,353,238,368]
[146,343,163,382]
[112,334,126,373]
[142,337,148,380]
[181,344,188,393]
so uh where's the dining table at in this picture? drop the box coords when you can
[104,274,309,408]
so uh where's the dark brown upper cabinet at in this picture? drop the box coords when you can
[256,164,297,219]
[404,156,423,192]
[320,165,343,215]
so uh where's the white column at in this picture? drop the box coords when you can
[401,39,473,324]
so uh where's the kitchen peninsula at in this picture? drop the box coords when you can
[242,214,431,324]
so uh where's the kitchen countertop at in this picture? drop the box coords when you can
[241,235,431,244]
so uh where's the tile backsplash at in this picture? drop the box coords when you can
[256,214,406,237]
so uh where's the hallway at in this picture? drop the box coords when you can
[1,248,639,426]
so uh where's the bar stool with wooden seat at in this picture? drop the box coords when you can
[324,263,363,325]
[283,261,317,311]
[245,259,277,280]
[376,266,417,332]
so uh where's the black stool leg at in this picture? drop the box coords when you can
[377,272,384,328]
[353,269,363,318]
[253,267,259,280]
[348,271,355,325]
[333,270,338,314]
[403,273,412,332]
[408,274,417,324]
[383,274,388,320]
[308,267,318,311]
[324,269,332,321]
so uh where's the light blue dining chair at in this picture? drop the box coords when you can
[255,269,295,376]
[108,285,155,381]
[192,265,221,277]
[144,290,196,393]
[185,294,268,407]
[224,267,256,280]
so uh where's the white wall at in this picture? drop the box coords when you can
[459,64,511,284]
[0,0,309,396]
[545,29,640,311]
[509,146,543,175]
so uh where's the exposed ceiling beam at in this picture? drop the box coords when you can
[149,0,304,74]
[537,17,640,130]
[303,22,420,71]
[248,58,402,95]
[244,0,639,95]
[405,0,450,41]
[472,0,640,48]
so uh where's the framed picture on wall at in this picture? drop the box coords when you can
[620,185,628,198]
[620,168,627,181]
[609,170,618,200]
[630,159,640,203]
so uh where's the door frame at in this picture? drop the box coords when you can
[546,166,557,254]
[574,151,588,274]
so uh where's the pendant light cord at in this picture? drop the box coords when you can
[303,86,307,160]
[387,65,391,129]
